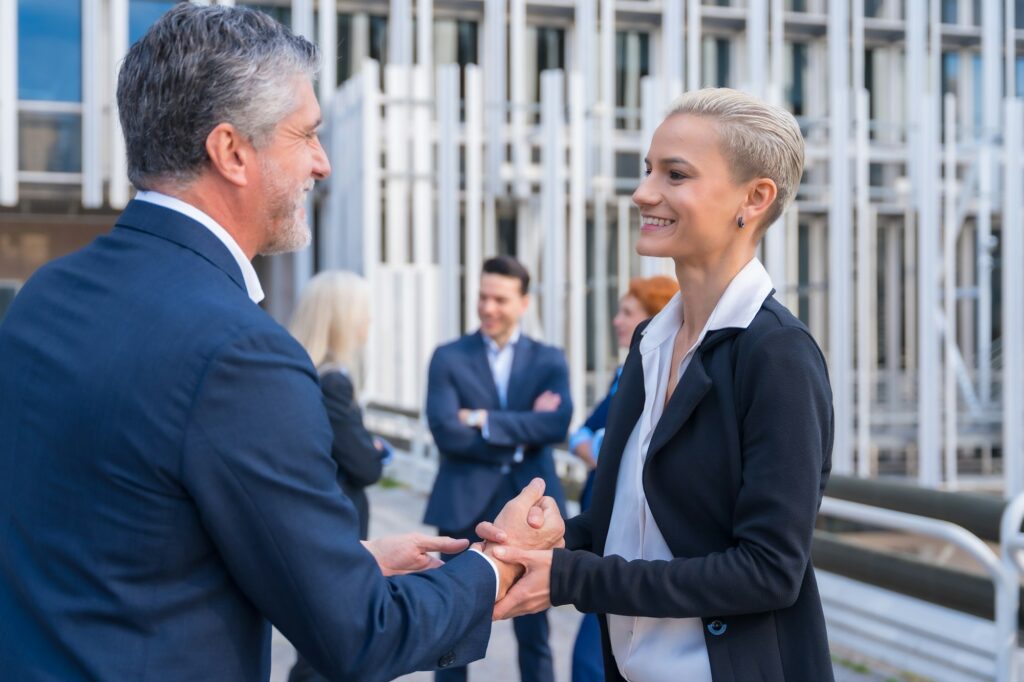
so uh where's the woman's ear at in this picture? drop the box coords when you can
[742,178,778,228]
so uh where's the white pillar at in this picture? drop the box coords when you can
[108,0,130,208]
[360,61,382,399]
[943,93,960,490]
[917,101,941,488]
[416,0,432,73]
[661,0,683,98]
[411,64,432,265]
[541,70,566,348]
[1003,98,1024,497]
[388,0,412,66]
[81,0,102,208]
[569,71,587,422]
[484,0,507,198]
[686,0,701,91]
[510,0,528,199]
[978,0,1001,406]
[0,0,15,206]
[827,0,853,475]
[855,89,872,478]
[768,0,783,106]
[745,0,767,97]
[465,65,484,332]
[384,65,410,263]
[318,0,337,103]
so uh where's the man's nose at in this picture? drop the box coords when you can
[312,137,331,180]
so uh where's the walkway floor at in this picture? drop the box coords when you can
[269,485,918,682]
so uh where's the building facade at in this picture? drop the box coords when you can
[2,0,1023,493]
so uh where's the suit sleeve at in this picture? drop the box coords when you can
[321,371,383,489]
[563,511,594,553]
[549,326,832,618]
[425,348,516,463]
[181,328,494,681]
[482,351,573,448]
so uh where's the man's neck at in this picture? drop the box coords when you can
[486,327,519,350]
[149,181,259,259]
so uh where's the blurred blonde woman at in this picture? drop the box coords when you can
[288,271,390,682]
[289,270,387,540]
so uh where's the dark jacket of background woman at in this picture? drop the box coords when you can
[320,367,383,540]
[550,295,835,682]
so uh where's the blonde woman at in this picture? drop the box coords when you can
[289,270,387,541]
[482,88,834,681]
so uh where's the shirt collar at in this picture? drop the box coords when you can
[134,190,265,304]
[482,326,522,354]
[640,257,774,354]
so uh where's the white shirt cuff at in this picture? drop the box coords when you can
[469,546,500,601]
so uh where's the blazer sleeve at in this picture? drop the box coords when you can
[425,348,516,463]
[482,350,573,448]
[563,510,594,553]
[549,326,832,618]
[181,327,494,680]
[321,371,383,489]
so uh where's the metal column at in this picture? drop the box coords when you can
[1003,99,1024,497]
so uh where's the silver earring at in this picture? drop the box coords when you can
[737,216,745,229]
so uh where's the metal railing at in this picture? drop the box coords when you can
[820,496,1024,681]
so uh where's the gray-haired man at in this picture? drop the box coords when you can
[0,4,560,681]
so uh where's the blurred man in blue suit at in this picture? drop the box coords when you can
[425,256,573,682]
[0,5,563,681]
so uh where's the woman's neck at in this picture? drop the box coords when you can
[673,248,756,343]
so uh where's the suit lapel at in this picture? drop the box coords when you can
[470,333,502,408]
[505,336,533,409]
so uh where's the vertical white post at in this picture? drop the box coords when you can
[687,0,701,91]
[465,65,484,332]
[617,198,631,295]
[510,0,528,199]
[746,0,767,97]
[412,64,432,265]
[1007,0,1017,98]
[918,102,941,488]
[1003,98,1024,497]
[361,61,381,278]
[109,0,130,208]
[828,0,853,475]
[769,0,783,105]
[352,13,369,74]
[569,72,587,424]
[541,70,566,348]
[600,0,615,189]
[319,0,337,102]
[0,0,15,206]
[855,89,872,477]
[388,0,412,66]
[943,93,960,490]
[484,0,507,198]
[661,0,684,98]
[416,0,433,73]
[978,0,1001,407]
[436,65,460,339]
[385,64,410,263]
[576,0,597,187]
[81,0,102,208]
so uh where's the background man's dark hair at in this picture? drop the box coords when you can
[482,255,530,295]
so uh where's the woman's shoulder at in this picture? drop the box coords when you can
[738,297,826,363]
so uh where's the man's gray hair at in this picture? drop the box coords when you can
[666,88,805,230]
[117,3,320,190]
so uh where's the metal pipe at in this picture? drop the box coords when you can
[541,69,566,347]
[1003,99,1024,497]
[465,65,484,332]
[109,0,130,208]
[568,71,587,424]
[943,93,959,492]
[436,65,460,341]
[686,0,700,92]
[855,89,871,477]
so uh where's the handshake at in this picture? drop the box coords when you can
[362,477,563,620]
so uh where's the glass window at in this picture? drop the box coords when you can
[243,3,291,26]
[369,15,388,66]
[789,42,808,117]
[615,30,649,130]
[1016,55,1024,98]
[456,20,478,66]
[0,283,18,324]
[18,111,82,173]
[17,0,81,102]
[130,0,176,45]
[338,13,353,83]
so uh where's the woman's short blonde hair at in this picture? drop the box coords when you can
[289,270,372,371]
[666,87,805,230]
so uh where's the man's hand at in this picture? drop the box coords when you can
[491,546,553,620]
[479,478,564,552]
[532,391,561,413]
[458,408,487,429]
[362,533,469,576]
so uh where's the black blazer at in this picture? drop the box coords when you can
[320,369,383,540]
[550,295,834,682]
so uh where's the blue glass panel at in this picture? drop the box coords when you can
[130,0,177,45]
[17,0,82,102]
[18,111,82,173]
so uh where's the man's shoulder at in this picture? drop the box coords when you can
[518,335,567,363]
[433,332,481,358]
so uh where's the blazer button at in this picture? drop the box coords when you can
[707,620,727,636]
[438,651,456,668]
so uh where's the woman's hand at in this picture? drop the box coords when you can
[491,546,553,620]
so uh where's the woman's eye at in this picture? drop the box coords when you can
[643,168,652,177]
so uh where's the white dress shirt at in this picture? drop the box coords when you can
[603,258,774,682]
[134,190,265,304]
[481,327,525,465]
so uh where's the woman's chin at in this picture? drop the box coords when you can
[635,237,674,259]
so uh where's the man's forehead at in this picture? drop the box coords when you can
[480,273,523,295]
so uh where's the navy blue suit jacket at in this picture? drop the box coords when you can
[0,201,494,681]
[550,296,834,682]
[423,332,571,531]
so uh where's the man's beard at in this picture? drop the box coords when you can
[258,159,312,256]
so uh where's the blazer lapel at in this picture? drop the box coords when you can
[470,333,502,408]
[505,336,533,409]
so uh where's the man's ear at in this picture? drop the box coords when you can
[204,123,253,188]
